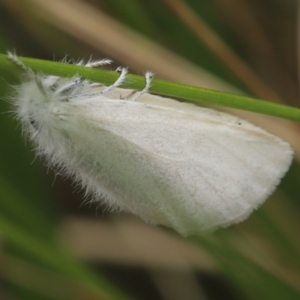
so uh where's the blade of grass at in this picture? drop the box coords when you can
[1,53,300,122]
[0,211,133,300]
[194,233,300,300]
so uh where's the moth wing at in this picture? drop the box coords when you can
[73,94,293,235]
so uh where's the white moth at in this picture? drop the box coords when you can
[7,52,293,236]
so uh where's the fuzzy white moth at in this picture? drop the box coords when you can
[7,52,293,236]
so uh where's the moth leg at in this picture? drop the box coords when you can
[129,71,154,102]
[54,77,85,96]
[101,67,128,94]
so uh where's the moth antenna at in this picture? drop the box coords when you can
[7,51,35,78]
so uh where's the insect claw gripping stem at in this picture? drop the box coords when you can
[101,67,128,95]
